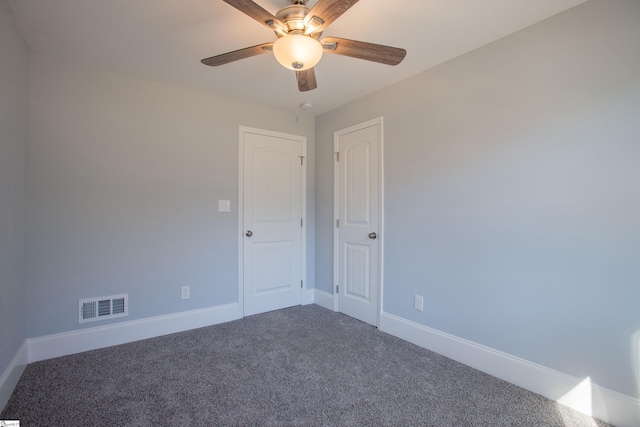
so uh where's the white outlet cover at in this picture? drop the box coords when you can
[414,295,424,311]
[181,286,190,300]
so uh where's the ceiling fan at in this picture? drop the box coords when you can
[201,0,407,91]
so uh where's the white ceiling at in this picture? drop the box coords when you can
[7,0,588,116]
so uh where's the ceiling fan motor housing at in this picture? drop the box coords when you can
[276,4,311,33]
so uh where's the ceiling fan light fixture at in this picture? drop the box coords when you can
[273,34,323,71]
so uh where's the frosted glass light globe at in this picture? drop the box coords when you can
[273,34,323,71]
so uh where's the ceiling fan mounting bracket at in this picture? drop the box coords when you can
[321,41,337,51]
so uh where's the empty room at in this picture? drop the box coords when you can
[1,0,639,425]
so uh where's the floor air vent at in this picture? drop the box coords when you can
[79,294,128,324]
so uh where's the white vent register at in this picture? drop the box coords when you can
[79,294,128,323]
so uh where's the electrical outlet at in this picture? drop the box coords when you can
[414,294,424,311]
[181,286,190,300]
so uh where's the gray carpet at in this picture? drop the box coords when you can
[2,305,610,426]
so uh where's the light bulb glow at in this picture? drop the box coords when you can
[273,34,323,71]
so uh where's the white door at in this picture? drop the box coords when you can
[334,118,382,326]
[240,127,306,316]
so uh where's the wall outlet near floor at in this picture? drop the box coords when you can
[414,294,424,311]
[181,286,190,300]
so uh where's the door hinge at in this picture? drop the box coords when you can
[301,218,303,227]
[299,155,305,165]
[335,152,340,162]
[336,219,339,228]
[301,280,304,288]
[336,285,339,293]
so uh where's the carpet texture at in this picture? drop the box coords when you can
[2,305,610,426]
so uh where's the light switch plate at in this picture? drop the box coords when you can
[218,200,231,212]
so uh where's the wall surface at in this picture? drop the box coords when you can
[6,0,639,420]
[0,0,28,379]
[26,52,314,338]
[316,0,640,399]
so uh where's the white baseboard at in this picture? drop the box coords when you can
[379,311,639,427]
[302,288,315,305]
[313,289,334,310]
[28,303,240,363]
[0,341,28,410]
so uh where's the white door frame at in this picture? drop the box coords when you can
[238,126,307,318]
[333,117,384,327]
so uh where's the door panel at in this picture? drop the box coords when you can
[255,149,294,222]
[241,129,305,316]
[345,142,371,225]
[252,241,293,293]
[345,243,370,300]
[335,119,382,326]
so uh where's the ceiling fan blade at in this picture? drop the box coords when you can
[222,0,284,33]
[296,68,318,92]
[321,36,406,66]
[201,42,274,67]
[305,0,359,33]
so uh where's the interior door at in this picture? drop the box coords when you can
[334,118,382,326]
[240,127,306,317]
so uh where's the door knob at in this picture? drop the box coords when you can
[245,230,253,237]
[368,232,377,239]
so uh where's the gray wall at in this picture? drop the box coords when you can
[26,52,314,337]
[316,0,640,398]
[0,0,28,374]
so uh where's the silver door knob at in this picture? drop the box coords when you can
[245,230,253,237]
[368,232,377,239]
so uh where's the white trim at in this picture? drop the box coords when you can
[313,289,334,310]
[379,311,640,427]
[238,128,246,319]
[0,341,28,410]
[333,117,384,326]
[300,135,307,308]
[28,303,240,363]
[333,126,339,313]
[238,126,307,317]
[378,118,385,328]
[302,288,315,305]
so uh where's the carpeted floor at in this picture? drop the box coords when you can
[2,305,611,426]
